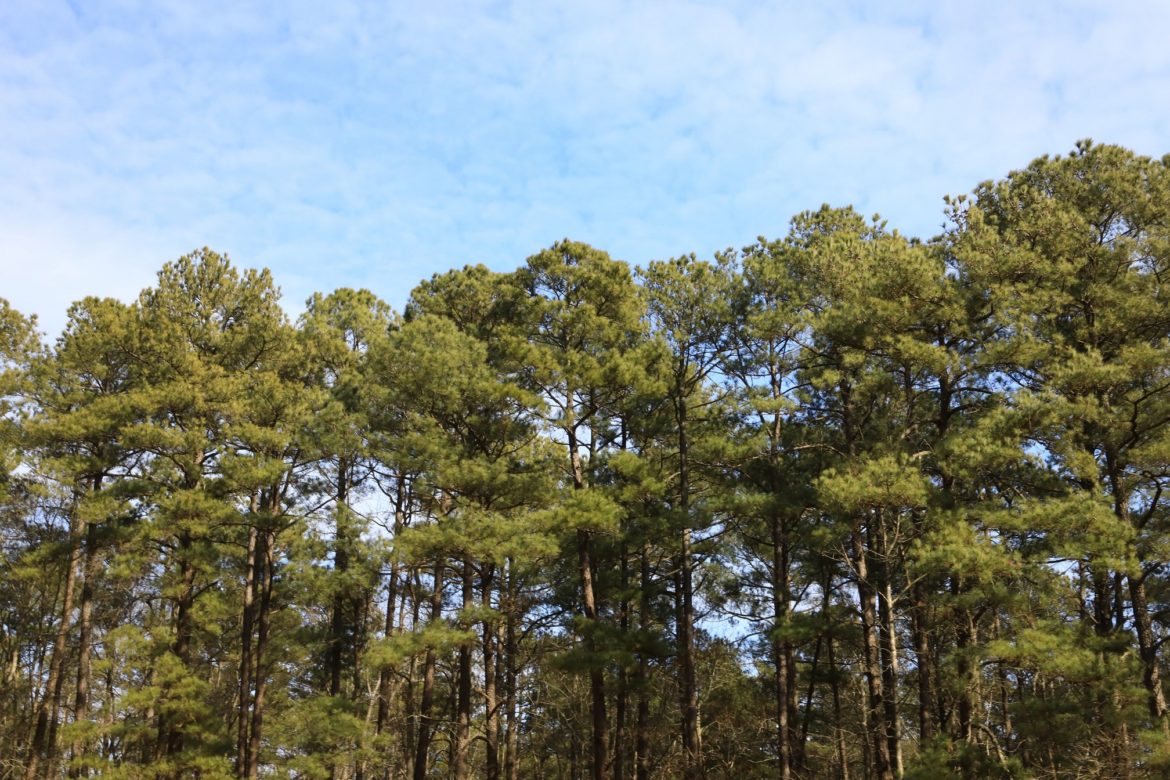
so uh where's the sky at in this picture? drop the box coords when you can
[3,0,1170,338]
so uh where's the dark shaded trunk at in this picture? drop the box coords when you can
[413,560,444,780]
[1130,575,1169,732]
[24,502,83,780]
[328,463,350,701]
[771,512,791,780]
[237,521,259,778]
[376,479,406,779]
[615,547,630,780]
[504,558,520,780]
[952,577,974,747]
[247,527,275,780]
[828,626,850,780]
[676,397,701,779]
[162,531,198,770]
[70,502,101,778]
[854,524,893,780]
[798,634,822,770]
[875,520,901,776]
[483,563,500,780]
[635,542,651,780]
[453,558,473,780]
[911,583,934,744]
[568,423,610,780]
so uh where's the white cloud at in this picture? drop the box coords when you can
[2,0,1169,337]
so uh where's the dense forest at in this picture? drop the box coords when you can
[3,141,1170,779]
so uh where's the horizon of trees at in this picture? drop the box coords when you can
[3,140,1170,779]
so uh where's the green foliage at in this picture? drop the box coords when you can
[7,144,1170,780]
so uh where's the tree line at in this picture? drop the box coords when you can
[3,141,1170,779]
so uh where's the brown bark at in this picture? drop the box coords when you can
[635,542,651,780]
[854,524,893,780]
[568,423,610,780]
[376,479,406,779]
[70,500,101,777]
[1129,575,1169,733]
[827,627,850,780]
[246,527,275,780]
[24,502,83,780]
[676,398,702,780]
[237,521,258,778]
[771,512,792,780]
[911,583,934,745]
[615,547,630,780]
[413,560,444,780]
[876,521,901,776]
[160,532,197,771]
[453,558,474,780]
[483,564,500,780]
[504,559,520,780]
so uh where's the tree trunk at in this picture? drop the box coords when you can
[162,531,197,771]
[453,558,474,780]
[635,542,651,780]
[952,577,974,747]
[771,512,791,780]
[676,397,702,779]
[376,479,406,779]
[854,524,893,780]
[247,527,275,780]
[876,521,901,776]
[483,564,500,780]
[615,547,630,780]
[413,560,444,780]
[24,501,83,780]
[568,424,610,780]
[504,559,520,780]
[237,521,258,777]
[827,626,850,780]
[911,583,934,745]
[70,504,101,778]
[1129,575,1169,733]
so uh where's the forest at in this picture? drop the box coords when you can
[3,141,1170,780]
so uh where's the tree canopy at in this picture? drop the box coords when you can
[4,141,1170,779]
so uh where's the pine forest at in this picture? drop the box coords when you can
[6,142,1170,779]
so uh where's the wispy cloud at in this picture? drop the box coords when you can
[3,0,1169,336]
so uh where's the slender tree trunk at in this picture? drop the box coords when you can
[911,583,934,745]
[376,480,406,780]
[952,577,974,746]
[798,634,822,769]
[635,542,651,780]
[676,397,702,780]
[827,626,849,780]
[237,522,258,778]
[1129,575,1169,733]
[161,532,198,772]
[568,423,610,780]
[453,558,474,780]
[504,558,520,780]
[413,560,444,780]
[876,521,901,776]
[24,501,83,780]
[771,512,791,780]
[483,564,500,780]
[70,499,101,778]
[404,570,422,777]
[329,462,350,702]
[615,547,629,780]
[247,527,275,780]
[854,524,892,780]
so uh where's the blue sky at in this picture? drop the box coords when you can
[3,1,1169,337]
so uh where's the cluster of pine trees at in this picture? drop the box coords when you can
[3,141,1170,779]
